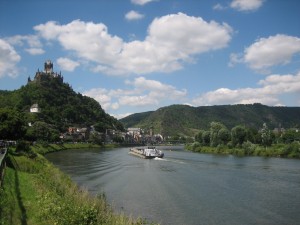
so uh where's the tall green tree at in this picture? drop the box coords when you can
[231,125,247,146]
[195,130,205,144]
[218,128,231,145]
[30,121,60,142]
[0,108,25,140]
[261,123,272,147]
[202,131,211,146]
[281,129,300,143]
[210,122,229,147]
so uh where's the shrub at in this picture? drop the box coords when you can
[242,141,256,155]
[15,140,31,153]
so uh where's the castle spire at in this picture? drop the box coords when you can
[44,60,53,74]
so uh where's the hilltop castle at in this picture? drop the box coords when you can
[28,60,63,84]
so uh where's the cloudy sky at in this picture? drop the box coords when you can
[1,0,300,118]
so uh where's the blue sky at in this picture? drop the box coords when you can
[1,0,300,118]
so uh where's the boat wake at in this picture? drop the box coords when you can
[154,157,165,161]
[154,157,185,164]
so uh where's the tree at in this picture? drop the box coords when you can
[202,131,211,146]
[281,129,300,143]
[31,121,60,142]
[210,122,228,147]
[261,123,272,147]
[231,125,247,146]
[218,128,230,145]
[195,130,204,144]
[0,108,25,140]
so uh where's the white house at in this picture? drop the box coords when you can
[30,104,40,113]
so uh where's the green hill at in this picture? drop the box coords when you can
[120,104,300,137]
[0,67,124,141]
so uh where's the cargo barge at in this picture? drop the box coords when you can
[129,146,164,159]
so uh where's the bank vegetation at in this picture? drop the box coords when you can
[0,145,157,225]
[186,122,300,158]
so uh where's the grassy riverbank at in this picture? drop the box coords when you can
[186,142,300,158]
[29,142,120,155]
[0,145,156,225]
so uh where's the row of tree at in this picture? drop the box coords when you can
[0,108,118,144]
[194,122,300,148]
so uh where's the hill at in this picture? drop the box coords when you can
[0,61,124,141]
[120,104,300,137]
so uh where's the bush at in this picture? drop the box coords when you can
[242,141,256,155]
[15,140,31,153]
[285,142,300,158]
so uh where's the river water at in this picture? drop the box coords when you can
[46,146,300,225]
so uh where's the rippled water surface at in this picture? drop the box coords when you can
[46,146,300,225]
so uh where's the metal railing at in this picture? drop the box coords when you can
[0,148,8,187]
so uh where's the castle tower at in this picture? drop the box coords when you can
[44,60,53,74]
[32,60,63,84]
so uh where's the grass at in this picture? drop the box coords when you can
[29,142,120,155]
[186,142,300,158]
[0,151,157,225]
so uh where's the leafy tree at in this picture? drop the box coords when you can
[202,131,211,146]
[245,127,259,144]
[281,129,300,143]
[0,108,25,140]
[261,123,272,147]
[31,121,59,142]
[231,125,247,146]
[113,135,124,143]
[16,140,31,153]
[88,132,104,145]
[210,122,229,147]
[195,130,205,144]
[218,128,231,145]
[0,73,124,139]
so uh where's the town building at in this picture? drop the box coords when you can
[30,103,40,113]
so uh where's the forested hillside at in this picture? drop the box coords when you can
[0,74,124,141]
[120,104,300,137]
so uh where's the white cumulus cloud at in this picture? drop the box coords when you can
[83,77,187,112]
[192,71,300,106]
[6,34,45,56]
[125,10,145,21]
[25,48,45,55]
[230,0,264,11]
[57,57,80,71]
[230,34,300,73]
[0,39,21,78]
[34,13,232,75]
[131,0,157,5]
[213,3,226,11]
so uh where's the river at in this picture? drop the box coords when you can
[46,146,300,225]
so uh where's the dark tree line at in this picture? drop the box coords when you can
[188,121,300,158]
[194,121,300,147]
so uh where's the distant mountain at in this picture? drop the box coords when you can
[120,104,300,137]
[0,61,124,133]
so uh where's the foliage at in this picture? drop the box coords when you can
[209,122,230,147]
[0,75,124,141]
[1,152,153,225]
[120,103,300,137]
[281,129,300,143]
[186,142,300,159]
[187,120,300,159]
[15,140,31,153]
[261,123,272,147]
[231,125,247,147]
[0,108,26,140]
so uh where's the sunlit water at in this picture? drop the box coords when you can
[46,146,300,225]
